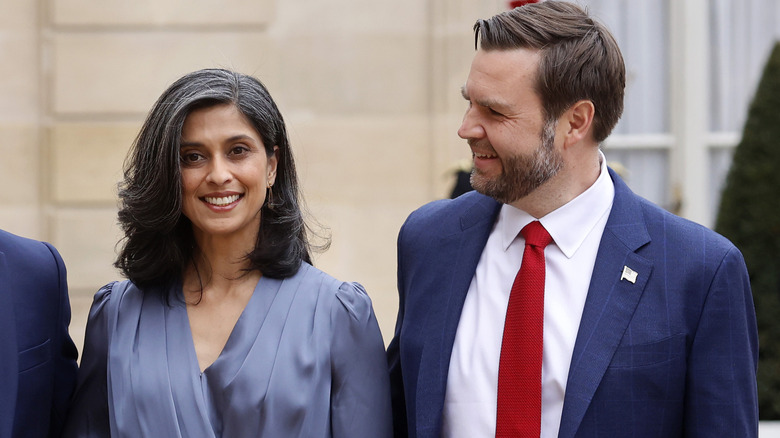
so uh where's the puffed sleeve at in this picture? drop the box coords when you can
[330,282,393,438]
[63,283,115,438]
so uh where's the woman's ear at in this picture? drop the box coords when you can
[267,146,279,186]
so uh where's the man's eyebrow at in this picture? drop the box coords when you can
[460,85,469,100]
[460,85,510,112]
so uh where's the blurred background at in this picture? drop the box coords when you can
[1,0,778,410]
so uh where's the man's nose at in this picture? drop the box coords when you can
[457,108,485,140]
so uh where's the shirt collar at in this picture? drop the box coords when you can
[499,151,615,258]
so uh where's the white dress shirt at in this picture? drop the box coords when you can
[442,154,614,438]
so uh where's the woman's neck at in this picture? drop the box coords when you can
[183,231,260,299]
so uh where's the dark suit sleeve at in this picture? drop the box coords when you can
[683,247,758,436]
[387,221,409,438]
[43,243,78,438]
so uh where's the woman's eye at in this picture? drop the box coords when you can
[181,152,202,163]
[230,145,249,156]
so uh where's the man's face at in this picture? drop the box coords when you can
[458,48,563,205]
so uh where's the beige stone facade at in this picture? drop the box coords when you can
[1,0,509,351]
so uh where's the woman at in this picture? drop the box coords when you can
[64,69,392,437]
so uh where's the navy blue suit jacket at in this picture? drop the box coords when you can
[0,230,78,438]
[387,169,758,437]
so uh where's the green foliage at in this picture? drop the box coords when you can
[715,41,780,419]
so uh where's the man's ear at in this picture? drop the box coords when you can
[561,100,595,148]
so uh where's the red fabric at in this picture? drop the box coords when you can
[496,221,552,437]
[508,0,540,9]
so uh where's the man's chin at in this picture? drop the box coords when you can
[469,175,493,197]
[471,177,538,205]
[471,180,512,204]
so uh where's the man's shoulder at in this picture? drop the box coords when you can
[608,170,737,256]
[404,191,499,231]
[0,228,59,265]
[629,194,738,257]
[0,231,66,326]
[0,228,37,249]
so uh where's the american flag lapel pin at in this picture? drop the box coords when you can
[621,266,638,284]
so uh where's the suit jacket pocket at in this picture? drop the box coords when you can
[583,334,688,433]
[596,333,687,405]
[608,333,685,368]
[18,338,51,372]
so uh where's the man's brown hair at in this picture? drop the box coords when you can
[474,1,626,143]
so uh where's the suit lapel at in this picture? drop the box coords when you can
[0,250,18,438]
[558,169,653,438]
[415,195,500,435]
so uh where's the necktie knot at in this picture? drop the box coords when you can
[521,221,552,249]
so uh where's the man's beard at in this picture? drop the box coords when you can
[470,119,563,205]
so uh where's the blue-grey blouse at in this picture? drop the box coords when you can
[63,262,392,437]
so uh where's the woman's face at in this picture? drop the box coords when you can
[179,103,278,242]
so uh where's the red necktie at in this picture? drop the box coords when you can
[496,221,552,438]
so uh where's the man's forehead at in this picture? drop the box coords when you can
[461,84,513,111]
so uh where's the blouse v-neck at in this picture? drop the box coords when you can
[179,277,263,375]
[174,276,275,377]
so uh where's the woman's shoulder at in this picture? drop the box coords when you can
[89,279,151,318]
[334,281,373,324]
[295,262,374,323]
[92,279,139,302]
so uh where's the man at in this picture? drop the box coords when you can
[0,229,78,437]
[387,2,758,437]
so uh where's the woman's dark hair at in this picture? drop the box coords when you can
[115,68,315,289]
[474,1,626,143]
